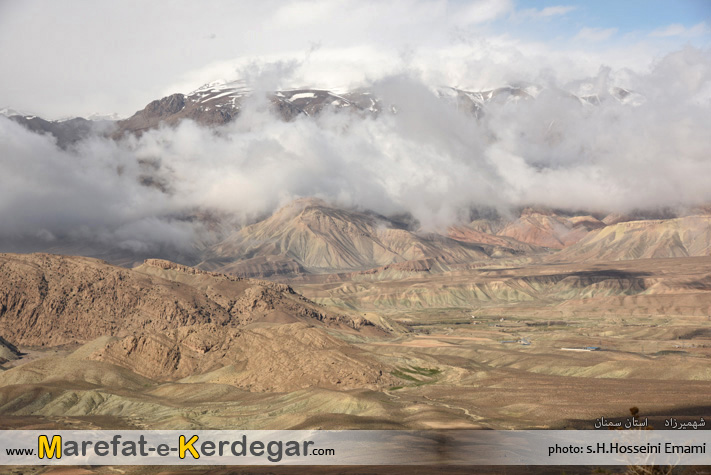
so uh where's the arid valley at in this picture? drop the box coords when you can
[1,198,710,433]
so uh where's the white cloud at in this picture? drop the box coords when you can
[650,22,710,38]
[517,5,576,19]
[453,0,514,25]
[574,27,618,42]
[271,0,343,27]
[0,0,704,120]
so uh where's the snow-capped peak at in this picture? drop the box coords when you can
[86,112,125,121]
[0,107,26,118]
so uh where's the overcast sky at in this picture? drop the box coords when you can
[0,0,709,119]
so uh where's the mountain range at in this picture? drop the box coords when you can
[9,195,709,280]
[2,78,645,146]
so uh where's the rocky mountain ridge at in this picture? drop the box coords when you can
[2,79,646,143]
[0,253,374,348]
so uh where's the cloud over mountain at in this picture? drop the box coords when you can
[0,47,710,257]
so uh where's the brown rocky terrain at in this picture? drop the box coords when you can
[0,253,372,347]
[552,215,711,261]
[0,336,20,366]
[294,255,711,315]
[7,115,112,149]
[112,84,379,137]
[12,199,710,284]
[1,251,710,432]
[113,92,241,137]
[447,224,544,253]
[190,199,711,282]
[198,198,528,278]
[0,253,403,428]
[496,209,605,249]
[90,322,392,391]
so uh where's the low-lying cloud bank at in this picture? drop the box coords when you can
[1,47,710,258]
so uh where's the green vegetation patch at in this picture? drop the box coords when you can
[406,366,441,376]
[654,350,689,356]
[391,369,419,382]
[390,365,442,388]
